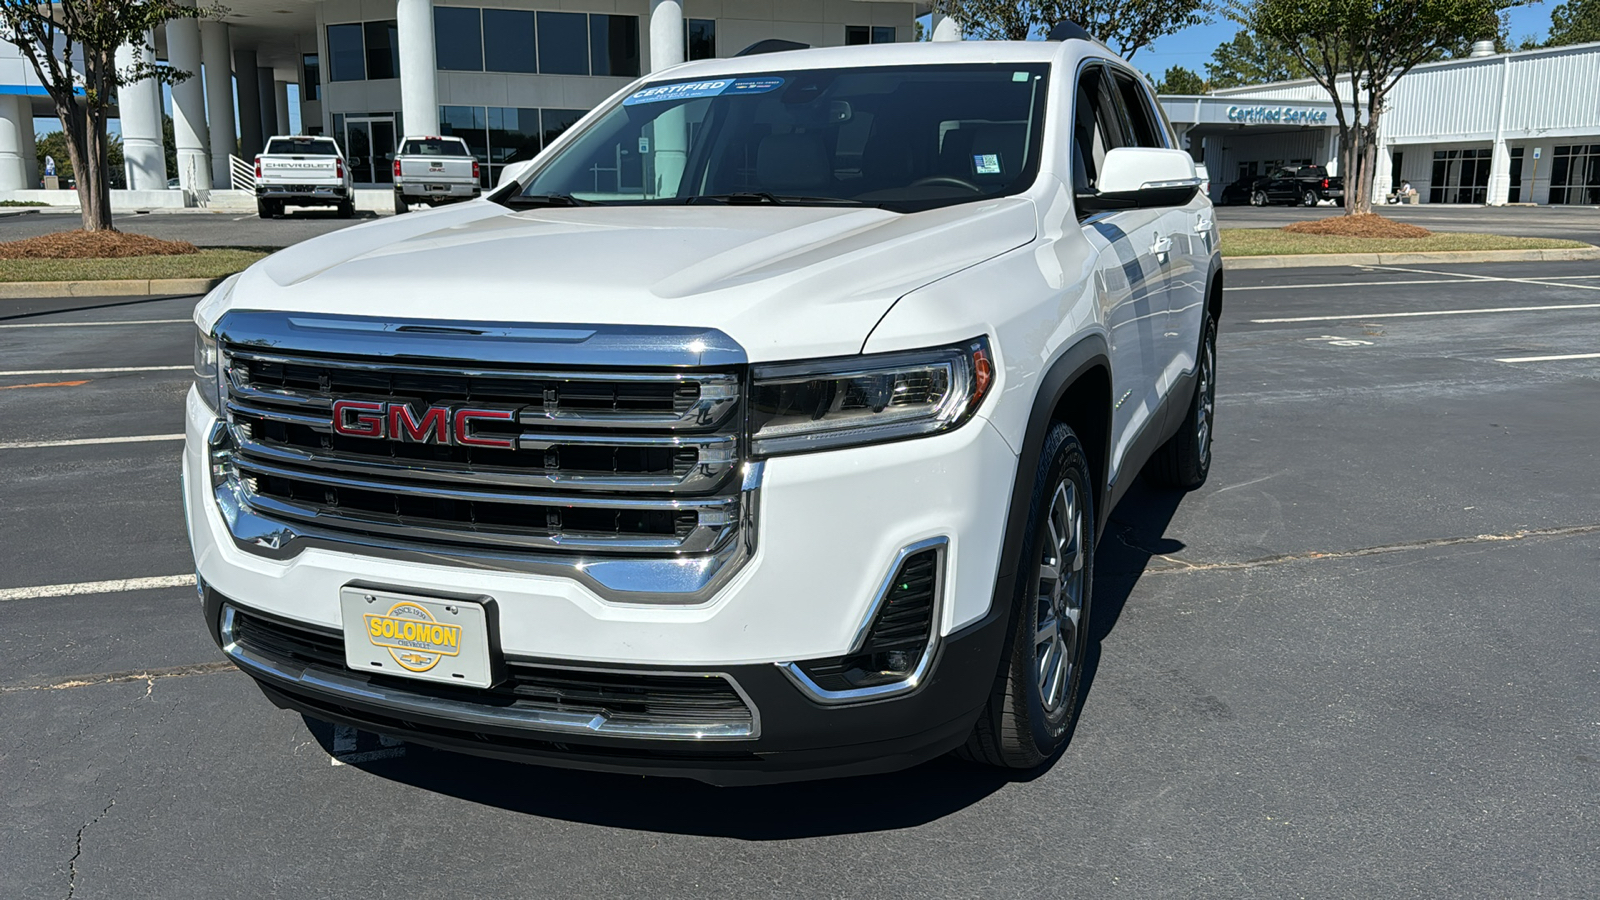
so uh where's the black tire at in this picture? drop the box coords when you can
[337,200,356,219]
[1251,190,1268,207]
[959,422,1095,769]
[393,192,409,214]
[1302,190,1319,207]
[1147,311,1217,489]
[256,199,275,219]
[1336,197,1346,208]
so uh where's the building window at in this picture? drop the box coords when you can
[435,7,484,71]
[1549,144,1600,205]
[1428,148,1491,204]
[363,20,399,79]
[488,106,541,174]
[327,24,365,81]
[846,25,896,45]
[540,108,585,149]
[537,11,589,75]
[686,18,716,60]
[440,105,588,186]
[590,14,640,76]
[483,8,535,73]
[301,53,320,101]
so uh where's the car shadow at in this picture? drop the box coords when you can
[316,478,1190,838]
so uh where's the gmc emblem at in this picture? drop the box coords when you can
[331,400,515,448]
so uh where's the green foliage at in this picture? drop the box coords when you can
[35,129,124,186]
[1154,65,1209,94]
[937,0,1212,57]
[1545,0,1600,46]
[1205,30,1307,87]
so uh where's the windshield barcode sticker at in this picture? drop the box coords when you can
[973,154,1002,175]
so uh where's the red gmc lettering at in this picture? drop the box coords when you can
[331,399,385,438]
[454,408,515,448]
[389,405,451,443]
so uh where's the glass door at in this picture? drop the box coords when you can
[344,116,396,184]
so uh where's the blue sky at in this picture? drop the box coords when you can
[1135,1,1561,77]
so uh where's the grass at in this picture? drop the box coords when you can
[0,200,48,207]
[1221,229,1592,257]
[0,248,267,282]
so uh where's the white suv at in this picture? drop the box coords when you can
[186,31,1221,784]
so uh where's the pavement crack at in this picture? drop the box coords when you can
[1137,523,1600,575]
[64,796,115,900]
[0,660,236,695]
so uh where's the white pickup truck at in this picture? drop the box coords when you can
[254,135,355,219]
[189,28,1221,784]
[392,135,481,213]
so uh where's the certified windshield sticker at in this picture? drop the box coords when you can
[973,154,1003,175]
[624,76,785,106]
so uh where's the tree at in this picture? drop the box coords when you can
[1227,0,1522,215]
[1154,65,1209,94]
[0,0,202,231]
[1205,30,1306,87]
[937,0,1212,58]
[1544,0,1600,46]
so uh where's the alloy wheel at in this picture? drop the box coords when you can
[1034,478,1086,715]
[1196,325,1215,466]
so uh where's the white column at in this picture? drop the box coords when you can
[397,0,438,136]
[115,33,167,191]
[0,94,31,191]
[931,14,963,41]
[167,3,211,191]
[649,0,684,72]
[274,81,291,134]
[1487,140,1511,206]
[201,21,235,188]
[235,49,263,159]
[1374,142,1394,200]
[21,109,37,187]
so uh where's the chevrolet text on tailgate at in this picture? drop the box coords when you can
[188,23,1222,784]
[254,135,356,219]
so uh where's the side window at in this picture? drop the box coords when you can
[1071,66,1123,193]
[1110,70,1162,149]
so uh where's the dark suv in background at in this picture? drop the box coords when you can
[1248,165,1345,207]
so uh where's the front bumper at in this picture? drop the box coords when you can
[185,386,1018,781]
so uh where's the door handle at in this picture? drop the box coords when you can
[1193,217,1212,233]
[1151,236,1173,256]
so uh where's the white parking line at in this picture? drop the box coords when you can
[1363,265,1600,292]
[1495,352,1600,363]
[0,433,184,449]
[0,574,195,602]
[1252,302,1600,324]
[1233,279,1483,292]
[0,365,188,376]
[0,318,190,329]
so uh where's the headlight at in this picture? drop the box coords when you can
[194,327,221,413]
[749,338,993,457]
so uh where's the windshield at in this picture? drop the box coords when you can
[513,63,1050,213]
[266,137,340,156]
[401,138,471,157]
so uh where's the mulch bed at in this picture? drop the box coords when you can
[1283,214,1432,239]
[0,230,198,259]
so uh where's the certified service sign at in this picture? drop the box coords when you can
[364,601,461,673]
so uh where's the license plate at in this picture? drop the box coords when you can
[428,184,448,192]
[340,587,493,687]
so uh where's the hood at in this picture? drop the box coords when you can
[218,198,1037,361]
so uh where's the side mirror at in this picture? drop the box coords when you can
[1077,147,1201,213]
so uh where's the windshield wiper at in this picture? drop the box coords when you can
[689,192,871,207]
[503,193,595,208]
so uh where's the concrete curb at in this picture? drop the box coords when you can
[1223,246,1600,269]
[0,277,225,299]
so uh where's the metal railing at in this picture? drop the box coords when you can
[228,154,255,191]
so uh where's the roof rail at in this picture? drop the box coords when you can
[735,39,809,57]
[1046,20,1096,42]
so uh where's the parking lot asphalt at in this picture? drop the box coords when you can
[2,260,1598,898]
[0,207,369,247]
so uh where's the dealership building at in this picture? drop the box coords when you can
[0,0,922,198]
[0,10,1595,207]
[1159,39,1600,205]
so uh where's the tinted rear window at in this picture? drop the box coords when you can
[401,138,471,157]
[266,138,339,156]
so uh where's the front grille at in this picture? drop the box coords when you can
[227,605,755,733]
[218,341,744,556]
